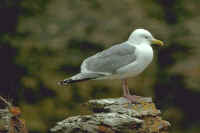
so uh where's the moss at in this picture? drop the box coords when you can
[132,100,160,116]
[140,116,170,133]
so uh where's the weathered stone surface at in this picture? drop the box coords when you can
[0,96,28,133]
[0,109,10,132]
[51,97,170,133]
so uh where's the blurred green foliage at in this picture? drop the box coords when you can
[0,0,200,133]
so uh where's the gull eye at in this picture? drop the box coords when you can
[144,36,148,39]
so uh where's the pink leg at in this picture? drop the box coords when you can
[122,79,128,96]
[122,79,140,103]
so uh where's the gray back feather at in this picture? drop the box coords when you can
[82,42,136,74]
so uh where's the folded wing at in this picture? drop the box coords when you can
[81,42,137,75]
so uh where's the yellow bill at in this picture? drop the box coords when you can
[151,39,164,46]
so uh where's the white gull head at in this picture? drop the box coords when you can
[128,29,154,45]
[128,29,164,46]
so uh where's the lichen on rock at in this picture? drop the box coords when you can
[51,97,170,133]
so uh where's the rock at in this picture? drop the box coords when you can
[51,97,170,133]
[0,109,10,132]
[0,99,28,133]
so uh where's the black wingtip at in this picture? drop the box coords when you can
[57,80,67,86]
[57,79,73,86]
[57,78,93,86]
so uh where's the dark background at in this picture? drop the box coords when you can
[0,0,200,132]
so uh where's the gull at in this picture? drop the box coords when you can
[58,29,164,103]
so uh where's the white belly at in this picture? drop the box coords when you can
[114,44,153,79]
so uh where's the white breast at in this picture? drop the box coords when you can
[116,43,153,79]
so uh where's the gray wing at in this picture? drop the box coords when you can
[81,42,137,74]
